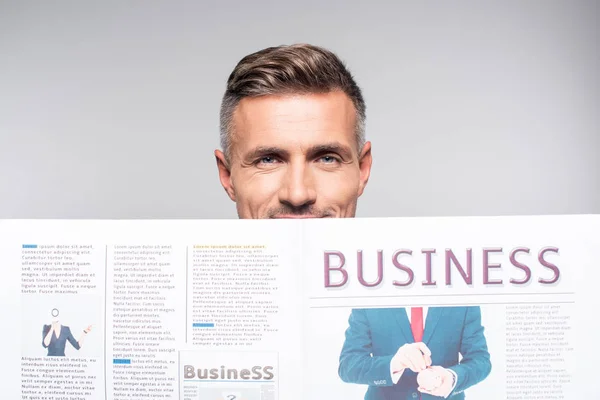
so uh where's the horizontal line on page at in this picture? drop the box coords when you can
[309,292,574,300]
[309,300,576,308]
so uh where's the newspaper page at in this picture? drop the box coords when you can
[0,219,304,400]
[1,215,598,400]
[302,215,598,400]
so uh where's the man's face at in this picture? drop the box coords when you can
[215,91,372,219]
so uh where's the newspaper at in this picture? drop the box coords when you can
[0,215,597,400]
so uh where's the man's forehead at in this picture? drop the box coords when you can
[230,91,357,154]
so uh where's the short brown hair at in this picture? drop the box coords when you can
[219,43,366,159]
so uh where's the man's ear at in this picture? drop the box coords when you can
[215,149,236,201]
[357,141,372,197]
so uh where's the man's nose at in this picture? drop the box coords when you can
[278,162,317,208]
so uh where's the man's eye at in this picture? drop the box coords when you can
[319,155,339,163]
[258,156,278,164]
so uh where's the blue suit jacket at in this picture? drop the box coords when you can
[338,307,491,400]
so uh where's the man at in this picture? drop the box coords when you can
[214,44,491,398]
[338,306,492,399]
[214,43,372,219]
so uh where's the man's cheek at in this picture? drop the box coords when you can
[254,175,284,198]
[241,178,280,208]
[319,178,357,204]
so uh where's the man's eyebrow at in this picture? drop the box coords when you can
[307,143,354,159]
[242,142,355,162]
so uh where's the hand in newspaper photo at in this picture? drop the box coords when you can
[391,342,433,373]
[417,366,454,398]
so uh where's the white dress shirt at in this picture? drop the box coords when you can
[407,306,428,324]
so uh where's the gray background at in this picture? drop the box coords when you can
[1,0,598,219]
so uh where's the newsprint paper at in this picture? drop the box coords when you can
[0,215,598,400]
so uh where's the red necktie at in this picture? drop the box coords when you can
[411,307,424,342]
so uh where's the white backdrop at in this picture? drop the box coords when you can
[1,0,598,219]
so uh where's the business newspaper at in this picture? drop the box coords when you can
[0,215,597,400]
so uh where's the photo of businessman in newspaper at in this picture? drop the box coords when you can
[338,306,491,400]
